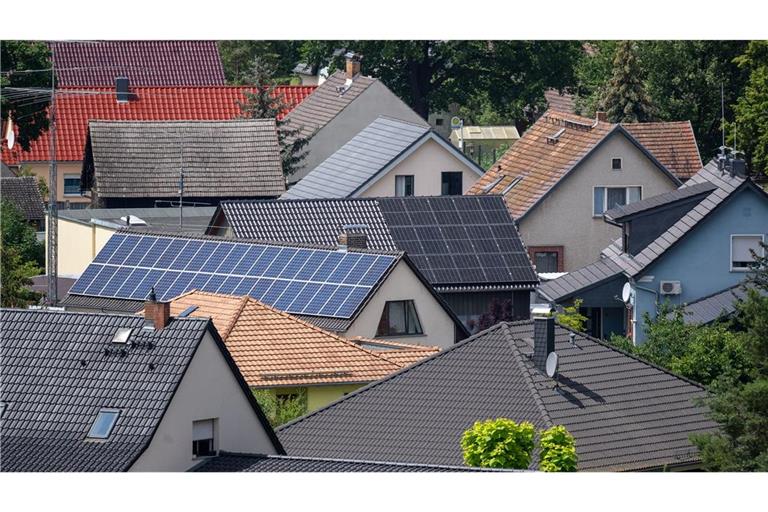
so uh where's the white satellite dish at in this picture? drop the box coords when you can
[450,116,462,130]
[545,352,559,378]
[4,118,15,150]
[621,282,633,304]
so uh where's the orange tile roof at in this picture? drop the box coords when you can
[544,89,576,114]
[348,338,440,367]
[160,290,426,388]
[467,110,695,219]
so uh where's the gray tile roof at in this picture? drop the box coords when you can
[59,294,144,312]
[538,257,624,302]
[278,320,717,471]
[1,176,45,222]
[60,206,218,236]
[217,195,538,290]
[85,119,284,199]
[281,116,431,200]
[0,309,210,471]
[678,284,752,325]
[604,181,717,222]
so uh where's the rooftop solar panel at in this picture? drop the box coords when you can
[68,233,398,319]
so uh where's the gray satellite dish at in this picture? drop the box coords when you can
[545,352,559,378]
[621,282,633,304]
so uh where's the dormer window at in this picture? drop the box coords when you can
[87,408,120,439]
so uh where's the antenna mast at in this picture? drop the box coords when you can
[46,47,58,305]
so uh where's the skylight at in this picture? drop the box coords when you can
[112,327,132,344]
[87,408,120,439]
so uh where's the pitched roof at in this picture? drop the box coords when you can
[348,338,440,367]
[84,119,284,199]
[50,40,226,87]
[623,122,703,180]
[544,89,576,113]
[603,181,717,222]
[0,176,45,222]
[217,195,538,290]
[452,125,520,141]
[163,290,417,387]
[59,206,218,236]
[538,257,625,303]
[0,308,280,471]
[1,85,315,164]
[277,320,717,471]
[467,110,691,218]
[678,284,752,325]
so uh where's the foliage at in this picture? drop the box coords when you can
[238,56,310,177]
[733,41,768,175]
[16,165,49,200]
[555,298,588,332]
[461,418,535,469]
[252,388,308,427]
[1,200,44,267]
[538,425,578,472]
[607,333,636,354]
[1,201,43,307]
[573,41,618,116]
[470,298,516,333]
[218,41,302,85]
[602,41,655,123]
[1,41,52,151]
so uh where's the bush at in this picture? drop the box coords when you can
[461,418,535,469]
[538,425,578,472]
[556,298,588,332]
[252,388,308,427]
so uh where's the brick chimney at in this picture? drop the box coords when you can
[345,52,362,79]
[533,315,555,373]
[595,111,608,123]
[144,287,170,330]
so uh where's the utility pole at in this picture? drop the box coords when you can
[47,47,58,305]
[178,138,184,232]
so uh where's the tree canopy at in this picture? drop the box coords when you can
[602,41,655,123]
[1,200,43,307]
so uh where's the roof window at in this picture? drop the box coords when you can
[87,408,120,439]
[112,327,132,344]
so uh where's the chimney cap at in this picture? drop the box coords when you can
[147,287,157,303]
[344,51,363,61]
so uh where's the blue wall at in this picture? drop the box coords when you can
[632,185,768,343]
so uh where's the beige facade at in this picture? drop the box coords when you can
[359,137,481,198]
[345,260,457,348]
[47,216,113,277]
[519,132,679,271]
[129,331,279,471]
[21,161,90,206]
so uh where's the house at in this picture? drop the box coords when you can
[0,306,283,472]
[538,158,768,343]
[80,119,284,208]
[1,84,314,208]
[282,52,427,184]
[60,231,468,347]
[277,315,717,471]
[468,110,702,271]
[160,290,438,411]
[51,206,218,278]
[49,40,226,87]
[449,125,520,165]
[281,116,484,200]
[208,195,539,330]
[0,176,46,231]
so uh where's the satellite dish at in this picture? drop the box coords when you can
[450,116,462,130]
[621,282,633,304]
[545,352,559,378]
[4,118,14,150]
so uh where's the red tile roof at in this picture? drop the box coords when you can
[623,121,702,180]
[1,85,316,164]
[50,41,226,87]
[544,89,576,114]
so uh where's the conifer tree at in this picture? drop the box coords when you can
[602,41,655,123]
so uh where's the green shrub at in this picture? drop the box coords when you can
[460,418,535,469]
[252,388,308,427]
[538,425,578,472]
[556,299,588,332]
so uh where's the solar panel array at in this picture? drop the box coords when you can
[69,233,397,319]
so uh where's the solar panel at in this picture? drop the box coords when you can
[69,233,397,319]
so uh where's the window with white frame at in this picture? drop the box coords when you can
[193,418,216,457]
[395,175,414,197]
[593,186,642,216]
[731,235,765,271]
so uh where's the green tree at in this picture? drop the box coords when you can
[1,200,43,307]
[238,56,310,177]
[1,200,44,267]
[538,425,578,472]
[252,388,308,427]
[1,41,52,151]
[732,41,768,175]
[555,298,588,332]
[16,165,49,201]
[602,41,655,123]
[218,41,303,85]
[461,418,536,469]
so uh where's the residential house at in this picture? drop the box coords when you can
[81,119,284,208]
[277,315,717,471]
[49,40,226,87]
[193,454,490,472]
[209,195,539,330]
[468,110,702,271]
[0,176,45,231]
[282,52,427,184]
[0,84,314,208]
[50,206,217,278]
[60,231,468,347]
[160,290,438,411]
[0,306,283,472]
[449,125,520,166]
[282,117,484,200]
[538,158,768,343]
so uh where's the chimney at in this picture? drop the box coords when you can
[346,232,368,250]
[115,77,130,103]
[345,52,362,79]
[595,111,608,123]
[337,232,349,252]
[144,287,170,330]
[533,315,555,373]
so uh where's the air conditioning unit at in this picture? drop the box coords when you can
[660,280,682,295]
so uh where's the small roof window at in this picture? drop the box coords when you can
[87,408,120,439]
[112,327,132,344]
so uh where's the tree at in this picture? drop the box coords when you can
[573,41,618,116]
[602,41,655,123]
[238,57,310,177]
[1,41,52,151]
[218,41,303,85]
[1,200,44,267]
[732,41,768,176]
[252,388,308,427]
[1,201,43,307]
[538,425,578,472]
[555,298,588,332]
[461,418,536,469]
[470,298,516,333]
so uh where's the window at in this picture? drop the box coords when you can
[593,186,642,216]
[534,252,559,273]
[63,174,81,196]
[611,158,623,170]
[87,408,120,439]
[441,172,463,196]
[435,118,444,126]
[731,235,765,271]
[377,300,423,336]
[193,419,216,457]
[395,175,414,197]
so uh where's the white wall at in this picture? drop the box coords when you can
[129,331,278,471]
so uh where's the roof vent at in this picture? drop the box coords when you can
[111,327,132,344]
[546,128,565,144]
[115,77,130,103]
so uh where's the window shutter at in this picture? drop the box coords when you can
[193,419,214,440]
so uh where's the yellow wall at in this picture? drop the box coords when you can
[23,162,90,206]
[49,217,116,277]
[261,383,364,413]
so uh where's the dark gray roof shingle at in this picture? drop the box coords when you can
[278,320,717,471]
[60,206,218,236]
[85,119,284,199]
[1,176,45,222]
[677,285,757,325]
[604,181,717,222]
